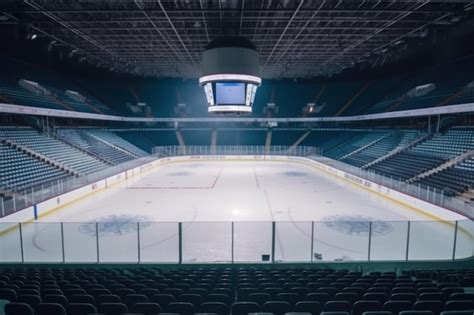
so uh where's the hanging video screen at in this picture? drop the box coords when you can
[215,82,246,105]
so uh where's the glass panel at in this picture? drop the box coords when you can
[139,222,179,263]
[275,221,312,262]
[370,221,408,261]
[14,194,27,212]
[455,220,474,259]
[63,222,98,263]
[314,221,369,261]
[408,221,455,260]
[97,221,138,263]
[2,197,15,216]
[183,222,231,263]
[0,223,22,262]
[21,222,62,262]
[234,222,272,263]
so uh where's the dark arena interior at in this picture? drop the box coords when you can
[1,1,474,315]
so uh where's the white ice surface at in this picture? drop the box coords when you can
[1,160,471,263]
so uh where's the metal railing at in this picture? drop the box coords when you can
[2,145,472,219]
[152,145,321,157]
[0,157,156,218]
[0,219,472,264]
[1,145,473,264]
[313,156,474,219]
[151,145,473,218]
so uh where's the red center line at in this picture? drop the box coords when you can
[126,168,223,190]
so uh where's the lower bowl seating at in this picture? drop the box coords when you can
[1,267,473,315]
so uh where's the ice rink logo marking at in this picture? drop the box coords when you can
[322,215,393,236]
[282,171,307,177]
[78,214,152,236]
[167,171,193,176]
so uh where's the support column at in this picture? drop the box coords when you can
[265,129,272,155]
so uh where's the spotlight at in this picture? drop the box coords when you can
[30,33,37,40]
[47,40,57,51]
[68,49,78,58]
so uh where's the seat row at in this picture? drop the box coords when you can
[3,299,474,315]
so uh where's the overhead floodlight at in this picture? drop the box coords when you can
[47,40,57,51]
[68,49,78,58]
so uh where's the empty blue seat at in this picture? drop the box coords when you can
[263,301,291,315]
[66,302,97,315]
[5,302,34,315]
[130,302,162,314]
[231,302,260,315]
[35,303,66,315]
[323,301,352,313]
[198,301,227,315]
[165,301,195,315]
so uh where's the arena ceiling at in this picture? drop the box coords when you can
[2,0,474,79]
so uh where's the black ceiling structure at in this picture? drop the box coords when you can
[2,0,474,79]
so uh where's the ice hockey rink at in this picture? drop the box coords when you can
[1,159,472,263]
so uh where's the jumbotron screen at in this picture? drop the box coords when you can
[200,74,260,113]
[215,82,246,105]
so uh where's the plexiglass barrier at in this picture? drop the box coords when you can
[0,157,156,218]
[2,145,472,219]
[0,219,471,264]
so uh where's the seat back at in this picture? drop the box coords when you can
[231,302,259,315]
[35,303,66,315]
[445,300,474,311]
[383,300,413,314]
[323,301,352,312]
[98,302,128,315]
[66,303,97,315]
[198,301,227,315]
[353,301,384,315]
[165,301,195,315]
[130,302,162,315]
[414,300,444,315]
[5,302,34,315]
[263,301,291,315]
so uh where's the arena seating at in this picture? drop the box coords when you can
[340,131,420,167]
[2,56,474,119]
[324,131,390,160]
[49,88,101,114]
[0,143,71,190]
[304,131,349,156]
[363,59,474,114]
[415,157,474,197]
[58,129,144,164]
[312,81,366,117]
[367,128,474,182]
[181,128,212,146]
[0,58,115,115]
[85,130,149,157]
[0,267,473,315]
[216,129,267,146]
[410,129,474,159]
[114,129,179,149]
[0,81,66,111]
[1,125,473,200]
[112,131,156,153]
[272,128,307,146]
[368,151,447,181]
[342,78,403,116]
[0,128,108,175]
